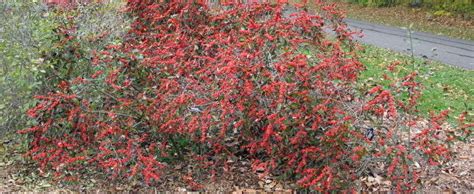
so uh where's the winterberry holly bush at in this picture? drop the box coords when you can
[20,0,472,192]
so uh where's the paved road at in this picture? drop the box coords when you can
[345,19,474,70]
[281,6,474,70]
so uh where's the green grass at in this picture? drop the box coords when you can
[357,45,474,122]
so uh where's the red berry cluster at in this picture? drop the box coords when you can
[21,1,471,191]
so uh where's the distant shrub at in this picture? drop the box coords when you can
[20,1,471,192]
[0,1,55,134]
[0,1,129,135]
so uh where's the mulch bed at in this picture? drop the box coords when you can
[1,132,472,192]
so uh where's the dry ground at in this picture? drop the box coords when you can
[0,133,472,193]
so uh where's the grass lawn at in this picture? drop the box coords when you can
[358,45,474,122]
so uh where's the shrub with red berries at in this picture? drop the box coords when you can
[20,1,471,192]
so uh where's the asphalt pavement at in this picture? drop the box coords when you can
[281,6,474,70]
[345,19,474,70]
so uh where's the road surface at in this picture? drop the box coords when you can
[281,6,474,70]
[345,19,474,70]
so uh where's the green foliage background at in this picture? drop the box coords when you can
[0,1,129,135]
[0,1,56,134]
